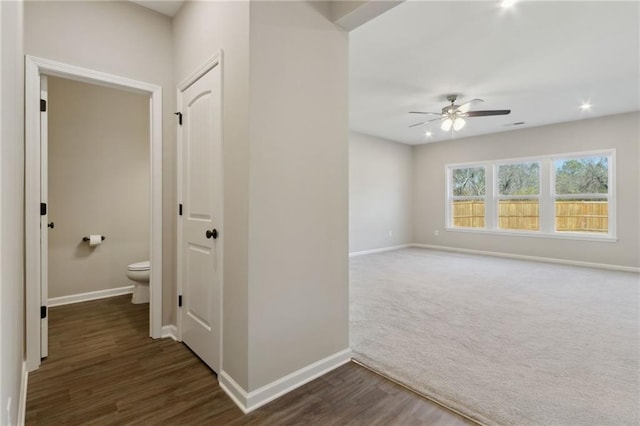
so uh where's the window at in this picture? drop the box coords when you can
[554,155,609,233]
[450,167,485,228]
[446,150,615,240]
[497,162,540,231]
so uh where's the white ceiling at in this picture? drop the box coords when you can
[349,1,640,145]
[130,0,183,17]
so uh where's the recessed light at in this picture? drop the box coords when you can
[425,131,433,137]
[580,102,592,111]
[501,0,518,8]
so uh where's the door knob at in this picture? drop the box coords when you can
[48,222,54,229]
[205,229,218,239]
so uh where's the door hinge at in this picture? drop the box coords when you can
[40,203,47,215]
[40,306,47,319]
[40,99,47,112]
[179,203,183,216]
[178,295,183,307]
[174,112,182,126]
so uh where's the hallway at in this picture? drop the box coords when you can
[26,295,471,425]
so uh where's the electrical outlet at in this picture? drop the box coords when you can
[434,229,439,236]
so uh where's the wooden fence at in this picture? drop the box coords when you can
[453,200,608,233]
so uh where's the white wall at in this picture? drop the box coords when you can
[0,0,25,424]
[413,112,640,268]
[173,0,251,390]
[48,77,149,298]
[349,131,413,253]
[248,1,349,391]
[25,0,176,322]
[173,1,349,394]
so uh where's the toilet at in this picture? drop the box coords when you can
[126,260,150,304]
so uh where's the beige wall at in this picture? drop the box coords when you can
[47,77,149,298]
[248,1,349,390]
[413,112,640,268]
[25,0,175,322]
[349,131,413,253]
[173,1,349,392]
[173,0,251,390]
[0,0,25,423]
[25,0,350,397]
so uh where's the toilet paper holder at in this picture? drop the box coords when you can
[82,236,106,242]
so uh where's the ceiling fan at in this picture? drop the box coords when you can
[409,95,511,131]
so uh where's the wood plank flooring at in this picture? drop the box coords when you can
[26,295,474,425]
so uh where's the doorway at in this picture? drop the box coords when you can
[46,75,150,308]
[176,53,224,373]
[25,56,164,371]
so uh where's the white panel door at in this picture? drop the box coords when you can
[179,64,222,373]
[40,75,49,358]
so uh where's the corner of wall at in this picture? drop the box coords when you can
[0,0,25,423]
[220,349,352,414]
[17,362,28,426]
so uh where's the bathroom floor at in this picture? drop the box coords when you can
[25,295,471,425]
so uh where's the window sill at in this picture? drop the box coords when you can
[444,227,618,243]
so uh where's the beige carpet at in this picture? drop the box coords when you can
[350,248,639,426]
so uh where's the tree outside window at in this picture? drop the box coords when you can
[497,162,540,231]
[554,156,609,233]
[446,151,614,238]
[451,167,485,228]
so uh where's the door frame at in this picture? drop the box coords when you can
[176,51,224,364]
[25,55,163,371]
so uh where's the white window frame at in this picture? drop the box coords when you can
[446,165,488,230]
[550,151,616,238]
[494,160,541,232]
[445,149,616,242]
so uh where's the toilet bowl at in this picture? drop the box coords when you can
[126,261,150,304]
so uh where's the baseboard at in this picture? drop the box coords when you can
[219,372,250,414]
[48,286,134,307]
[18,361,28,426]
[161,325,178,341]
[412,243,640,273]
[220,348,352,414]
[349,244,412,257]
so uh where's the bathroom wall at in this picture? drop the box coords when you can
[48,77,150,299]
[24,0,176,322]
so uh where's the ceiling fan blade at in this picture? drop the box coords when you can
[409,111,441,115]
[465,109,511,117]
[408,121,427,128]
[456,98,484,113]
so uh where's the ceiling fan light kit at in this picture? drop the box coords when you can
[410,94,511,132]
[453,117,466,131]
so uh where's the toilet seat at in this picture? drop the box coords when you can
[128,261,150,271]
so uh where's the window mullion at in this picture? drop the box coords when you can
[539,158,553,233]
[485,164,495,230]
[446,167,452,228]
[608,153,616,238]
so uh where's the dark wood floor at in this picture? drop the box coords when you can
[26,295,473,425]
